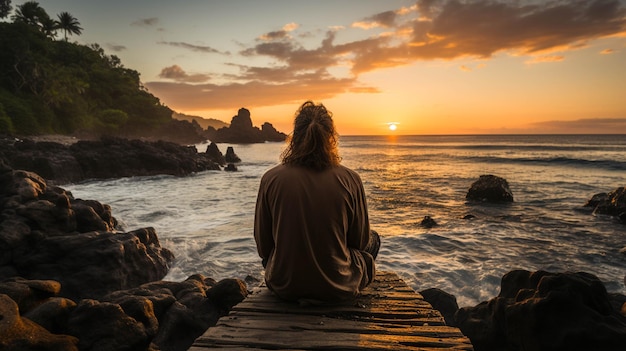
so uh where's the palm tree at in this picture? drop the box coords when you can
[0,0,12,20]
[12,1,44,26]
[57,11,82,41]
[40,16,58,39]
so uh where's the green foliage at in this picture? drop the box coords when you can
[0,89,39,134]
[0,0,11,19]
[0,9,174,137]
[0,102,14,134]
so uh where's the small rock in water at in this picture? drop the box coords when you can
[420,215,437,228]
[224,163,238,172]
[462,214,476,220]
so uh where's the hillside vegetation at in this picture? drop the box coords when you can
[0,1,181,139]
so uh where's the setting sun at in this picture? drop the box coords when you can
[388,123,398,131]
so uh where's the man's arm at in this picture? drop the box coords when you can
[254,180,274,266]
[346,172,371,251]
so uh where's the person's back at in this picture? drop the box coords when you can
[254,101,379,302]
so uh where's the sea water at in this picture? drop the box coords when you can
[64,135,626,307]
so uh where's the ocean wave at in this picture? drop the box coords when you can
[465,155,626,171]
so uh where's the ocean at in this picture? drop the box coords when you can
[64,134,626,307]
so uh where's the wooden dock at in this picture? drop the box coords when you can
[190,271,473,350]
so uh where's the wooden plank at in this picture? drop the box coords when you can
[192,327,473,350]
[190,271,473,350]
[214,312,465,337]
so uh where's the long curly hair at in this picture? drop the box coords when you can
[281,101,341,170]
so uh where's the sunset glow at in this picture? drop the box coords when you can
[29,0,626,135]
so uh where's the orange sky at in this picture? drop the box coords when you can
[28,0,626,135]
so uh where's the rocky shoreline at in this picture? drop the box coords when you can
[1,153,625,350]
[0,163,247,351]
[0,136,241,185]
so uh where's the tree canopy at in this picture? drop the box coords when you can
[0,2,175,138]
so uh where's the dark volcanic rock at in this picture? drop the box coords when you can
[206,107,286,143]
[419,288,458,326]
[585,187,626,221]
[205,142,226,166]
[466,174,514,202]
[455,270,626,351]
[420,215,438,228]
[0,168,174,301]
[0,136,220,184]
[224,163,238,172]
[0,166,248,351]
[225,146,241,163]
[0,294,79,351]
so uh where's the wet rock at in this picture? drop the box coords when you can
[585,187,626,220]
[420,215,438,228]
[420,288,459,326]
[455,270,626,351]
[205,142,226,166]
[1,168,174,301]
[224,163,238,172]
[0,294,79,351]
[466,174,514,202]
[225,146,241,163]
[1,137,221,184]
[67,299,151,351]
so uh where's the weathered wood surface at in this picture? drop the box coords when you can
[190,271,473,350]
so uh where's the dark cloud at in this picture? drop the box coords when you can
[158,41,227,54]
[131,17,159,27]
[529,118,626,133]
[353,10,398,29]
[158,65,211,83]
[106,43,127,52]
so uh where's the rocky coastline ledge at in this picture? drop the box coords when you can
[0,136,241,185]
[2,160,625,350]
[0,163,248,351]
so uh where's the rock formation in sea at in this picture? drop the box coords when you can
[419,270,626,351]
[584,187,626,223]
[0,136,232,184]
[225,146,241,163]
[206,107,287,143]
[205,142,227,166]
[466,174,514,202]
[0,164,248,351]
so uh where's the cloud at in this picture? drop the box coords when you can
[146,0,626,111]
[348,0,626,73]
[352,10,398,29]
[529,118,626,133]
[144,75,371,110]
[131,17,159,27]
[158,41,227,54]
[600,48,616,54]
[525,55,565,64]
[158,65,211,83]
[106,43,127,52]
[259,22,300,40]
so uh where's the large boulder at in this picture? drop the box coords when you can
[455,270,626,351]
[585,187,626,222]
[0,168,174,301]
[0,275,247,351]
[0,294,79,351]
[466,175,514,202]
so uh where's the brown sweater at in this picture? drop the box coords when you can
[254,164,375,302]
